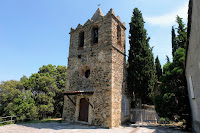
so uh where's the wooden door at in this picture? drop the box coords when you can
[78,98,89,122]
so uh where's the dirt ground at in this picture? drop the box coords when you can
[0,122,191,133]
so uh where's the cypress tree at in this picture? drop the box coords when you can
[176,16,187,49]
[155,56,162,81]
[166,55,170,63]
[127,8,156,108]
[172,26,178,56]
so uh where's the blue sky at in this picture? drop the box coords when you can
[0,0,189,82]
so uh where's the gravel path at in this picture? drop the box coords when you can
[0,122,191,133]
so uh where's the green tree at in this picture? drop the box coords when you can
[29,72,56,119]
[0,64,67,119]
[127,8,156,108]
[166,55,170,63]
[0,80,21,116]
[54,65,67,117]
[20,75,31,90]
[172,26,178,56]
[176,16,187,49]
[154,48,191,127]
[155,56,162,81]
[154,93,177,119]
[154,16,191,128]
[38,64,67,117]
[14,89,38,119]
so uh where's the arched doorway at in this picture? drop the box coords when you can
[78,98,89,122]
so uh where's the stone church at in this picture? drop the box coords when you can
[62,8,130,128]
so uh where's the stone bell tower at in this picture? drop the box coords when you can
[62,7,129,128]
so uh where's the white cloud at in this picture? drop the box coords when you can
[144,3,188,26]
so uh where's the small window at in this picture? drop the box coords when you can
[92,27,98,44]
[85,69,90,78]
[189,76,195,99]
[78,55,81,59]
[117,25,121,44]
[79,32,84,48]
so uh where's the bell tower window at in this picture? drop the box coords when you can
[117,25,121,44]
[79,31,84,48]
[92,27,98,44]
[81,66,91,78]
[85,69,90,78]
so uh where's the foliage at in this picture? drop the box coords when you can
[155,48,190,121]
[172,26,178,57]
[159,117,170,124]
[154,92,177,119]
[14,89,38,118]
[155,56,162,81]
[154,16,191,128]
[29,72,56,118]
[0,64,67,119]
[37,64,67,117]
[171,16,187,56]
[176,16,187,49]
[0,80,21,116]
[127,8,156,107]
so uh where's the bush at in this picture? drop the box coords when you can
[159,117,170,124]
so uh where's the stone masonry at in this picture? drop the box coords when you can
[62,8,130,128]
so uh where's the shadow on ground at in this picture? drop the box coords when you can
[16,122,105,130]
[129,124,192,133]
[14,122,192,133]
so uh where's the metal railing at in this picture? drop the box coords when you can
[0,115,34,124]
[130,109,160,124]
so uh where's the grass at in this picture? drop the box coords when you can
[18,118,62,124]
[0,122,13,126]
[0,118,62,126]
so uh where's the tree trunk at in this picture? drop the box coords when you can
[139,98,142,109]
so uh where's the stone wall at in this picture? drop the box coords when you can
[186,0,200,132]
[110,17,127,127]
[63,95,76,122]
